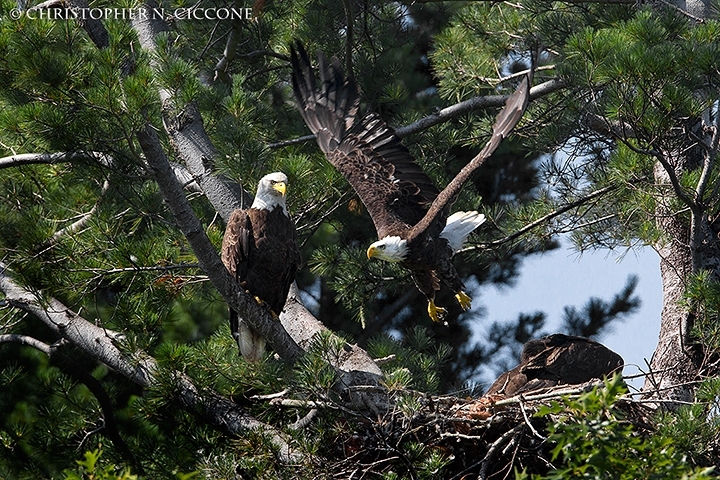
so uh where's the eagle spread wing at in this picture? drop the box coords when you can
[291,42,439,238]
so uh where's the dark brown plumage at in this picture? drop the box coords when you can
[484,334,625,397]
[221,172,301,361]
[290,42,529,322]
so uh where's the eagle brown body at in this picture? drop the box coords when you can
[221,172,301,361]
[485,334,625,397]
[222,207,300,315]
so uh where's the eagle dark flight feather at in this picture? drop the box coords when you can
[291,43,439,239]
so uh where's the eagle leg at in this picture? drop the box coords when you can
[427,300,447,323]
[455,291,472,311]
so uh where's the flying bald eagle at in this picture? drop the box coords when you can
[484,334,625,397]
[290,42,530,322]
[221,172,301,361]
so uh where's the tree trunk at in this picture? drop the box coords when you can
[644,162,697,403]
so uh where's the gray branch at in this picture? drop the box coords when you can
[395,78,563,138]
[269,78,566,149]
[0,333,52,355]
[0,151,114,169]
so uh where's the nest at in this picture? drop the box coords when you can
[318,380,655,479]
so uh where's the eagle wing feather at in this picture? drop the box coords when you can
[291,42,440,239]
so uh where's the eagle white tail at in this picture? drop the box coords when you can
[440,211,486,253]
[234,320,266,362]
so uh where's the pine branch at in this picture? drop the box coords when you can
[0,151,113,169]
[213,3,241,85]
[395,78,560,138]
[131,1,250,221]
[39,179,110,249]
[27,0,109,48]
[0,150,201,193]
[0,262,303,463]
[472,185,617,249]
[267,134,316,149]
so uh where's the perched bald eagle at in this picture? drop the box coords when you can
[221,172,301,361]
[484,334,625,397]
[290,42,529,322]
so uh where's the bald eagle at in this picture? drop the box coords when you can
[221,172,301,361]
[290,43,529,322]
[484,334,625,397]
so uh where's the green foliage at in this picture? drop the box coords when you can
[526,375,715,480]
[63,449,139,480]
[683,271,720,353]
[655,376,720,468]
[368,327,450,394]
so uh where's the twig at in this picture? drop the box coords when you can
[250,389,289,400]
[478,423,525,480]
[39,179,111,249]
[0,151,114,169]
[266,134,316,149]
[492,381,605,407]
[463,186,615,251]
[519,400,544,439]
[289,408,318,430]
[373,354,397,366]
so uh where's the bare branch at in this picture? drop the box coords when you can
[267,134,316,149]
[0,333,52,355]
[395,78,563,138]
[270,78,566,149]
[213,7,241,85]
[469,185,616,250]
[41,179,110,249]
[0,151,114,169]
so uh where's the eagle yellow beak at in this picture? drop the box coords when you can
[366,245,376,259]
[273,181,287,196]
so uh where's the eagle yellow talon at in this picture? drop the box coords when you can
[428,301,447,323]
[253,296,279,320]
[455,291,472,311]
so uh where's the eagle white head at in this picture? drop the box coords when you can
[251,172,289,215]
[366,236,409,263]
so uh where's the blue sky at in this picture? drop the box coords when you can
[473,238,662,391]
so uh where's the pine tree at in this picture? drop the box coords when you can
[2,0,716,477]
